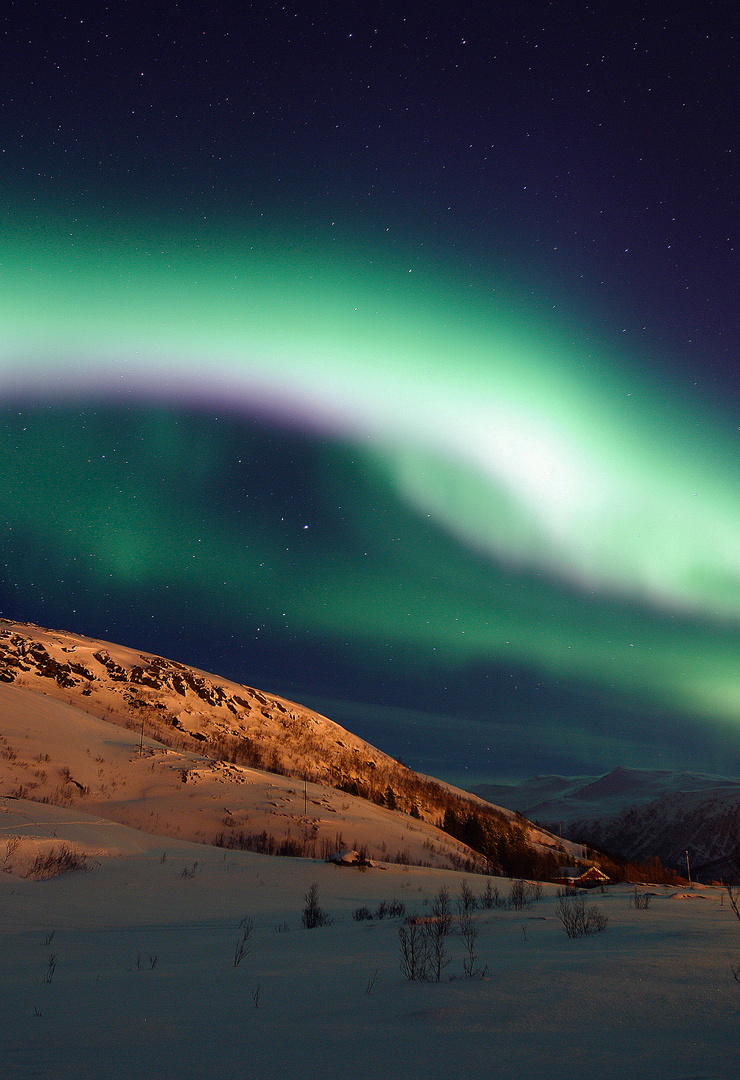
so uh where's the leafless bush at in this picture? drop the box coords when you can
[509,879,541,909]
[25,846,89,880]
[377,899,406,919]
[457,879,477,914]
[425,919,450,982]
[479,878,496,909]
[214,828,319,859]
[508,879,530,909]
[234,916,254,965]
[425,896,452,982]
[459,911,486,978]
[398,920,429,981]
[631,887,652,909]
[399,902,453,983]
[302,883,332,928]
[557,893,608,938]
[45,954,57,983]
[432,887,453,931]
[3,836,20,865]
[725,884,740,922]
[353,898,406,922]
[320,833,346,861]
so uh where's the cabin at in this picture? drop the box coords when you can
[328,849,375,867]
[554,866,610,889]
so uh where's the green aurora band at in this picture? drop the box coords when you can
[3,219,740,771]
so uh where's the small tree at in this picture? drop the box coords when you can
[425,889,453,981]
[459,911,485,978]
[398,921,429,981]
[302,883,332,928]
[432,886,453,931]
[457,879,476,914]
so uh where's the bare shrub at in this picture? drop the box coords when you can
[425,918,450,982]
[234,916,253,965]
[3,836,20,865]
[725,883,740,922]
[432,887,453,931]
[509,879,541,909]
[26,846,88,880]
[353,898,406,922]
[557,893,608,938]
[425,896,452,982]
[508,879,530,909]
[399,904,455,983]
[459,911,486,978]
[302,883,332,928]
[631,886,652,909]
[457,879,477,914]
[480,878,504,909]
[376,899,406,919]
[398,920,429,981]
[214,829,317,859]
[320,832,346,861]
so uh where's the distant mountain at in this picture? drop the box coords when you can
[475,767,740,879]
[0,620,568,871]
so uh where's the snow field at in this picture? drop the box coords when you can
[2,828,740,1080]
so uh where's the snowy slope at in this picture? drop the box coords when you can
[0,620,568,870]
[2,796,740,1080]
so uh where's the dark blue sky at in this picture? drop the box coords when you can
[1,3,739,784]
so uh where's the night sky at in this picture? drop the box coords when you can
[1,3,739,785]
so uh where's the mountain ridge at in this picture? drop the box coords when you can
[475,767,740,877]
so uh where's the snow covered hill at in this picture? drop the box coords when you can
[0,620,567,871]
[475,766,740,878]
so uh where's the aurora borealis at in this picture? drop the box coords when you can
[1,5,739,782]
